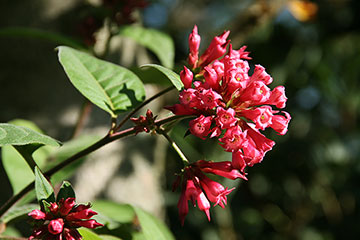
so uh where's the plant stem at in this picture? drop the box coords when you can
[0,114,184,219]
[13,146,40,174]
[71,100,93,139]
[115,86,175,132]
[158,129,189,165]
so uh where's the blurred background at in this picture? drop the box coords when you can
[1,0,360,239]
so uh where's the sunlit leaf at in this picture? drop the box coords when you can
[92,200,135,224]
[141,64,183,90]
[57,46,146,117]
[78,228,103,240]
[0,123,60,147]
[119,26,175,69]
[34,166,55,204]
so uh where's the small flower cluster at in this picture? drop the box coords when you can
[28,197,103,240]
[173,160,246,225]
[131,109,157,134]
[168,26,291,223]
[167,25,291,173]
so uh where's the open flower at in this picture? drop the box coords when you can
[28,197,103,240]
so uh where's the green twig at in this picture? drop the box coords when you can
[158,129,189,166]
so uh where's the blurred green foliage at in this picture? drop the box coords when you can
[0,0,359,240]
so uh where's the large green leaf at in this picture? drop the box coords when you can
[1,120,55,194]
[119,26,175,69]
[133,207,175,240]
[0,204,38,223]
[78,228,103,240]
[141,64,183,91]
[99,235,123,240]
[0,123,60,147]
[57,46,146,117]
[92,200,135,224]
[34,166,55,204]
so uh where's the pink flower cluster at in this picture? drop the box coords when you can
[168,26,291,223]
[173,160,246,225]
[28,197,103,240]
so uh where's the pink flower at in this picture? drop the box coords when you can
[179,88,199,108]
[266,86,288,109]
[28,209,46,220]
[215,107,238,129]
[188,25,201,68]
[198,88,222,110]
[240,106,273,130]
[199,30,230,67]
[28,197,102,240]
[238,81,271,105]
[219,126,248,152]
[196,160,246,180]
[189,115,212,139]
[180,66,193,89]
[250,64,273,85]
[177,188,189,226]
[271,111,291,135]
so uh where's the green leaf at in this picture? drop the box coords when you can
[0,204,38,223]
[1,120,55,194]
[78,228,103,240]
[34,166,55,204]
[119,26,175,69]
[0,123,60,147]
[141,64,183,91]
[0,27,86,50]
[56,181,76,202]
[92,200,135,224]
[133,207,175,240]
[99,235,123,240]
[57,46,146,117]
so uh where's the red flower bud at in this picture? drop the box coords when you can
[28,209,46,220]
[48,218,64,235]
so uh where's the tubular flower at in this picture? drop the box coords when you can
[28,197,103,240]
[173,160,244,225]
[167,25,291,174]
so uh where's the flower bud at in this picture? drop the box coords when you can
[28,209,46,220]
[48,218,64,235]
[180,66,193,89]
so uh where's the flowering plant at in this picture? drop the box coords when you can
[0,24,290,240]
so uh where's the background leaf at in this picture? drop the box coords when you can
[141,64,183,90]
[0,204,38,224]
[133,207,175,240]
[99,235,123,240]
[78,228,103,240]
[119,26,175,69]
[34,166,55,204]
[1,120,55,194]
[0,123,60,147]
[92,200,135,224]
[57,46,146,117]
[0,27,85,50]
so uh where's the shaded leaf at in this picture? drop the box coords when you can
[1,120,55,194]
[34,166,55,204]
[57,46,146,117]
[0,27,85,49]
[92,200,135,224]
[0,204,38,224]
[119,26,175,69]
[141,64,183,90]
[0,123,60,147]
[133,206,175,240]
[56,181,76,202]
